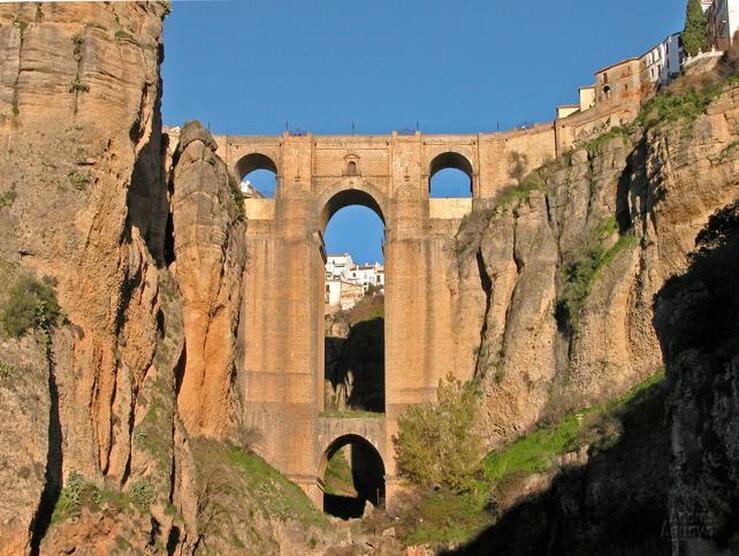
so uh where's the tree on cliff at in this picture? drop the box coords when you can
[393,374,483,492]
[683,0,710,57]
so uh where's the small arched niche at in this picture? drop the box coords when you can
[235,152,278,198]
[429,151,474,198]
[321,434,385,519]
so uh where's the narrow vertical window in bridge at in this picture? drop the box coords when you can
[234,152,278,198]
[321,435,385,519]
[429,151,473,198]
[323,195,385,415]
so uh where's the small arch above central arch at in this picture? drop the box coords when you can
[235,152,277,179]
[235,152,278,198]
[429,151,474,198]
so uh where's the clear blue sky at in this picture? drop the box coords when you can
[162,0,685,262]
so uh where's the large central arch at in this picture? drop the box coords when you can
[320,185,387,417]
[317,184,388,232]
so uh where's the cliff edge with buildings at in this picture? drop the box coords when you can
[440,55,739,552]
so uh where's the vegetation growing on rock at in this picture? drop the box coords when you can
[390,369,667,550]
[682,0,709,57]
[555,222,639,335]
[394,374,483,492]
[0,275,61,337]
[191,438,326,554]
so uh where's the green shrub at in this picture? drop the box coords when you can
[51,471,133,524]
[582,126,631,156]
[494,169,547,209]
[556,222,639,334]
[636,87,719,129]
[51,471,89,523]
[394,374,483,492]
[129,478,154,509]
[0,187,16,209]
[114,29,134,42]
[13,18,28,35]
[717,140,739,163]
[228,174,246,221]
[1,275,61,337]
[594,233,639,277]
[69,75,89,94]
[68,170,91,191]
[556,243,604,333]
[0,361,14,380]
[71,32,84,62]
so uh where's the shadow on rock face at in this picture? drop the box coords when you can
[325,317,385,413]
[443,376,671,556]
[651,199,739,555]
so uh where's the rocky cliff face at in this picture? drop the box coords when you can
[454,84,739,449]
[0,5,324,553]
[439,76,739,553]
[0,2,177,552]
[654,199,739,554]
[170,121,246,438]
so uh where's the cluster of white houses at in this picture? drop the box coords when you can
[324,254,385,312]
[556,0,739,121]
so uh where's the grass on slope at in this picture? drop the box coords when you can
[190,437,326,554]
[224,443,327,528]
[345,293,384,325]
[482,367,664,484]
[399,368,666,549]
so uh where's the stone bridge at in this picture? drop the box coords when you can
[212,127,559,506]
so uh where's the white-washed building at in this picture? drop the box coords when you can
[325,279,364,312]
[353,263,385,289]
[641,33,683,88]
[324,254,385,312]
[326,253,355,280]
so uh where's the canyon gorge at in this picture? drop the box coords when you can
[0,2,737,555]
